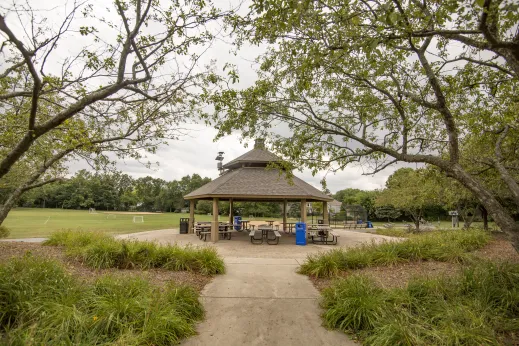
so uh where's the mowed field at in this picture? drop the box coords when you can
[3,208,496,239]
[3,208,214,239]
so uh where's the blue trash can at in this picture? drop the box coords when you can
[234,216,242,231]
[295,222,307,246]
[366,221,373,228]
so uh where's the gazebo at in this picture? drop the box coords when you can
[184,139,333,242]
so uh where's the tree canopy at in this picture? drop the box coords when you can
[206,0,519,249]
[0,0,230,223]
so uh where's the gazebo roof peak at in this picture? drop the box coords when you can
[222,139,282,170]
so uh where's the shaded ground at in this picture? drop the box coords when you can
[310,237,519,292]
[0,242,211,292]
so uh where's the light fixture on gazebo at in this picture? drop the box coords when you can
[215,151,224,174]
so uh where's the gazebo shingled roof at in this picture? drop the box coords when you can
[221,148,282,170]
[184,140,332,202]
[184,167,332,201]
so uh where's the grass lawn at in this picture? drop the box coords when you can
[2,208,496,239]
[3,208,214,238]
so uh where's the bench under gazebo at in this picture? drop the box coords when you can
[184,139,333,242]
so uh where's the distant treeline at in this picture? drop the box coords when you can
[6,170,211,212]
[4,170,288,216]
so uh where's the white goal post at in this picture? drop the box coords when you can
[88,208,96,214]
[133,216,144,223]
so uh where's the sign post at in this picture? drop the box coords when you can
[448,211,459,228]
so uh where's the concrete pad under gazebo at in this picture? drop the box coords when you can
[184,140,333,242]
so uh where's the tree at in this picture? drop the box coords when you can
[0,0,229,223]
[374,206,402,223]
[207,0,519,249]
[334,188,379,219]
[377,168,439,231]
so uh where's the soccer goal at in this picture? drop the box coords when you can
[89,208,97,214]
[133,216,144,223]
[106,214,117,219]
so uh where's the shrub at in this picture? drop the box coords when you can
[0,256,204,345]
[321,261,518,345]
[300,229,490,278]
[321,275,385,332]
[45,230,225,275]
[44,229,112,247]
[0,225,10,238]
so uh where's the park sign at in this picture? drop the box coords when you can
[448,211,459,216]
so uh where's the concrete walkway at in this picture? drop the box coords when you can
[182,257,355,346]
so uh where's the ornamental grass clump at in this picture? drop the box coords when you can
[0,225,10,238]
[44,230,225,275]
[300,229,490,278]
[0,256,204,345]
[322,261,519,345]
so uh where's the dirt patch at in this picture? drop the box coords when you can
[473,238,519,263]
[0,242,211,292]
[309,238,519,292]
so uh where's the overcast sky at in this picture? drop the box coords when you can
[4,0,408,194]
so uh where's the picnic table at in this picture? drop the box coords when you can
[284,222,296,234]
[265,220,275,226]
[250,224,281,245]
[307,225,338,245]
[240,220,251,231]
[195,222,233,241]
[258,224,273,238]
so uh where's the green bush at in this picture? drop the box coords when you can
[300,229,491,278]
[0,225,10,238]
[321,276,385,332]
[0,256,204,345]
[44,230,225,275]
[323,261,518,345]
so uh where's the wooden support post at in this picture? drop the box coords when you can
[211,198,219,243]
[188,200,195,234]
[283,199,287,232]
[301,199,307,224]
[323,201,329,225]
[229,198,233,225]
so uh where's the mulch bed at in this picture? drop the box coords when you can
[310,236,519,292]
[0,242,212,292]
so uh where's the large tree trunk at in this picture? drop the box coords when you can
[0,186,24,225]
[451,164,519,251]
[463,204,479,229]
[480,206,489,231]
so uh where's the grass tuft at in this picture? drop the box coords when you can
[375,228,410,238]
[321,275,385,332]
[321,261,518,345]
[45,229,225,275]
[0,225,10,238]
[0,256,204,345]
[300,229,491,278]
